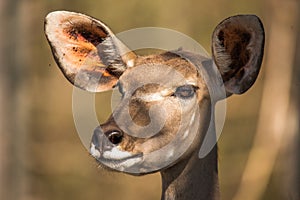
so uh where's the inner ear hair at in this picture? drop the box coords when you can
[212,15,265,94]
[216,26,252,81]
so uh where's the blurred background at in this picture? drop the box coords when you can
[0,0,299,200]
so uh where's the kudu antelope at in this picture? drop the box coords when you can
[45,11,264,200]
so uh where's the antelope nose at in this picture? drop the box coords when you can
[91,127,124,156]
[90,128,103,158]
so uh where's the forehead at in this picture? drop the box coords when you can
[137,52,198,76]
[119,51,204,88]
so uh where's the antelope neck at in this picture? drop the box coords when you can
[160,145,219,200]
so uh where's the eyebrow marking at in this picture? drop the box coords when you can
[137,89,173,102]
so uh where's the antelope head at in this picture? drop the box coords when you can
[45,11,264,176]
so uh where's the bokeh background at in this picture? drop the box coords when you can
[0,0,299,200]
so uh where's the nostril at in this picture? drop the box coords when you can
[107,130,123,145]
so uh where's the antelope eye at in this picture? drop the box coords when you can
[173,85,198,99]
[107,131,123,145]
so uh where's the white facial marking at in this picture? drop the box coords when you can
[90,143,101,158]
[139,93,164,102]
[139,89,172,102]
[183,129,189,139]
[167,148,175,158]
[160,88,173,96]
[119,157,143,169]
[190,112,196,126]
[102,146,134,160]
[185,80,197,85]
[127,59,135,68]
[100,147,143,171]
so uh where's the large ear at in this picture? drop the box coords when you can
[45,11,136,92]
[212,15,265,95]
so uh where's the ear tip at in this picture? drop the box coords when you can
[233,14,265,33]
[212,14,265,95]
[44,10,89,40]
[45,11,87,27]
[45,10,75,20]
[212,14,265,49]
[44,11,69,33]
[242,14,265,33]
[45,11,66,23]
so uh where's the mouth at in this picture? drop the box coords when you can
[90,143,144,173]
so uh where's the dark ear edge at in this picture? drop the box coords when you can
[212,15,265,95]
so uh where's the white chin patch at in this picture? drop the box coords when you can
[90,143,143,172]
[102,147,135,160]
